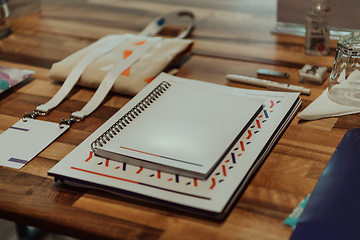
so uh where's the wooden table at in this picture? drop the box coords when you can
[0,0,355,239]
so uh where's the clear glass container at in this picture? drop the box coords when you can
[0,0,11,39]
[305,0,331,55]
[328,32,360,106]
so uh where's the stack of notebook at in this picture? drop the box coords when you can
[48,73,301,220]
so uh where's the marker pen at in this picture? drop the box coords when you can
[226,74,311,95]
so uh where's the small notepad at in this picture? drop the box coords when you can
[0,119,69,169]
[92,79,264,179]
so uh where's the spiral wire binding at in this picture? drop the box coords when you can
[90,81,171,152]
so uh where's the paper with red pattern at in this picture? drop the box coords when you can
[48,73,301,217]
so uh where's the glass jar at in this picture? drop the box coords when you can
[0,0,11,39]
[305,0,331,56]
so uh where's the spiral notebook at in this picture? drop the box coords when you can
[48,73,301,220]
[91,80,264,179]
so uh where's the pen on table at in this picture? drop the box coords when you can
[226,74,311,95]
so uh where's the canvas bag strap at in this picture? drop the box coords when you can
[33,35,129,115]
[33,10,194,118]
[68,36,162,121]
[139,10,195,39]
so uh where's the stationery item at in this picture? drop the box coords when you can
[298,88,360,120]
[0,66,34,94]
[226,74,311,95]
[283,194,311,229]
[91,80,264,179]
[257,69,289,78]
[49,10,195,96]
[299,64,327,85]
[48,73,302,220]
[0,119,69,169]
[290,128,360,240]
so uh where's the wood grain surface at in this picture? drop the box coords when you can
[0,0,353,239]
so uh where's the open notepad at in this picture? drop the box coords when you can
[91,80,264,179]
[48,73,301,220]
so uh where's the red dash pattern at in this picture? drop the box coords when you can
[85,151,93,162]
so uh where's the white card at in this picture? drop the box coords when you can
[0,119,69,169]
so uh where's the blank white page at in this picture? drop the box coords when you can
[97,81,264,176]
